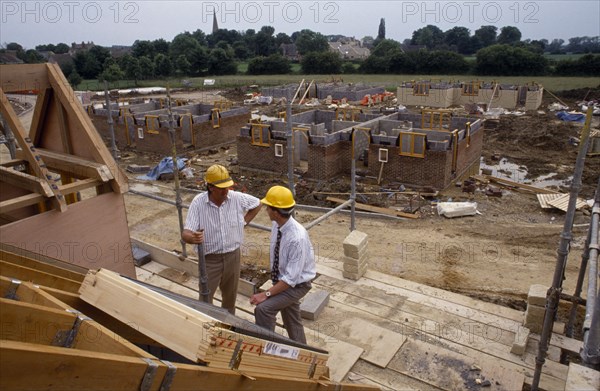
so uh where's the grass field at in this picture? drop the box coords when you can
[80,74,599,94]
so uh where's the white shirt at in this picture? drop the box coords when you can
[185,190,260,255]
[271,217,316,287]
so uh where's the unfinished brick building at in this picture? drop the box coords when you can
[90,100,249,154]
[237,108,484,190]
[397,80,543,110]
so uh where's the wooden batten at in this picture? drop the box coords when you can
[0,64,50,93]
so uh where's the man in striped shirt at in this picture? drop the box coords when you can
[250,186,316,343]
[182,164,261,314]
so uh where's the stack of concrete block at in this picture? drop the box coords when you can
[524,284,548,334]
[342,230,368,280]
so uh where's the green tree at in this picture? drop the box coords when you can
[295,29,329,55]
[132,40,155,58]
[138,56,155,79]
[24,49,44,63]
[547,39,565,54]
[154,53,173,77]
[476,44,548,75]
[555,54,600,76]
[120,55,141,82]
[497,26,522,45]
[233,41,250,60]
[370,39,403,57]
[99,63,125,82]
[67,70,82,87]
[247,54,291,75]
[342,62,356,74]
[208,48,237,75]
[170,33,201,62]
[444,27,472,54]
[255,26,277,56]
[152,39,170,56]
[55,43,70,54]
[474,26,497,47]
[175,55,191,75]
[301,51,342,74]
[189,46,209,75]
[377,18,386,40]
[411,25,444,49]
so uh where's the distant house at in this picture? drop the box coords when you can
[328,38,370,60]
[280,43,299,62]
[0,51,24,64]
[69,41,95,56]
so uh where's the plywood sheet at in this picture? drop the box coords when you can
[0,192,135,278]
[306,333,363,382]
[336,317,406,368]
[547,193,588,212]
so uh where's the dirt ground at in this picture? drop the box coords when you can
[6,86,600,312]
[117,86,600,312]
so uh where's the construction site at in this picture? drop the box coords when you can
[1,63,599,391]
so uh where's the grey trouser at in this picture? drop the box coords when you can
[254,282,312,343]
[205,248,240,315]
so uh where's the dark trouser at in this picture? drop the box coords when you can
[205,248,240,315]
[254,282,312,344]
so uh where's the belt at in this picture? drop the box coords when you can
[296,281,312,288]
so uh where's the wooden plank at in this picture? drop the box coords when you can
[537,193,562,209]
[485,176,559,194]
[0,298,76,344]
[29,88,52,146]
[0,249,86,282]
[0,159,27,168]
[0,261,81,292]
[45,63,128,193]
[0,166,54,196]
[0,87,67,211]
[565,363,600,391]
[350,360,442,390]
[0,64,50,92]
[547,193,588,212]
[389,338,524,391]
[16,148,113,182]
[0,340,164,391]
[327,196,420,219]
[132,237,256,296]
[334,318,406,368]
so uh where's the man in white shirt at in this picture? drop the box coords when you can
[182,164,261,314]
[250,185,316,343]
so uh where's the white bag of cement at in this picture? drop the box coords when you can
[437,202,478,218]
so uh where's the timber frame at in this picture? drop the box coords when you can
[0,248,377,391]
[0,64,134,277]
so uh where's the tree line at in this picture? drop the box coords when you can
[2,23,598,86]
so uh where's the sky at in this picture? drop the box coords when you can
[1,0,599,49]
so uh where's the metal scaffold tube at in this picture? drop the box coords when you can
[531,107,594,389]
[166,86,187,259]
[103,81,119,160]
[581,177,600,367]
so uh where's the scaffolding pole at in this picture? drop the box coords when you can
[531,107,593,390]
[103,81,119,160]
[286,90,295,217]
[166,86,187,259]
[305,199,353,230]
[581,177,599,367]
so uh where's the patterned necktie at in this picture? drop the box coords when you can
[271,229,281,284]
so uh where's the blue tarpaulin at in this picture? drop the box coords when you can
[556,111,586,123]
[138,157,187,180]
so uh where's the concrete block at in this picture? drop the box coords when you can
[342,269,366,280]
[342,252,368,266]
[343,241,368,258]
[528,284,548,306]
[525,304,546,323]
[300,290,330,320]
[132,246,151,266]
[343,262,368,274]
[342,230,368,254]
[511,326,530,356]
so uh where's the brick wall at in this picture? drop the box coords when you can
[306,141,352,180]
[90,115,130,148]
[193,113,249,149]
[135,128,184,154]
[237,136,288,174]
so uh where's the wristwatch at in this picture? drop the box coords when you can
[265,290,271,297]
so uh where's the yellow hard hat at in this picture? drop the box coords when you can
[204,165,234,188]
[261,185,296,209]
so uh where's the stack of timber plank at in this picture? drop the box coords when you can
[79,268,330,380]
[0,248,375,390]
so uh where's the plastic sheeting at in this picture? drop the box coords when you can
[556,111,586,122]
[437,202,479,218]
[137,157,188,181]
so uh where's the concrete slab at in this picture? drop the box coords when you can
[300,290,330,320]
[565,363,600,391]
[511,326,530,356]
